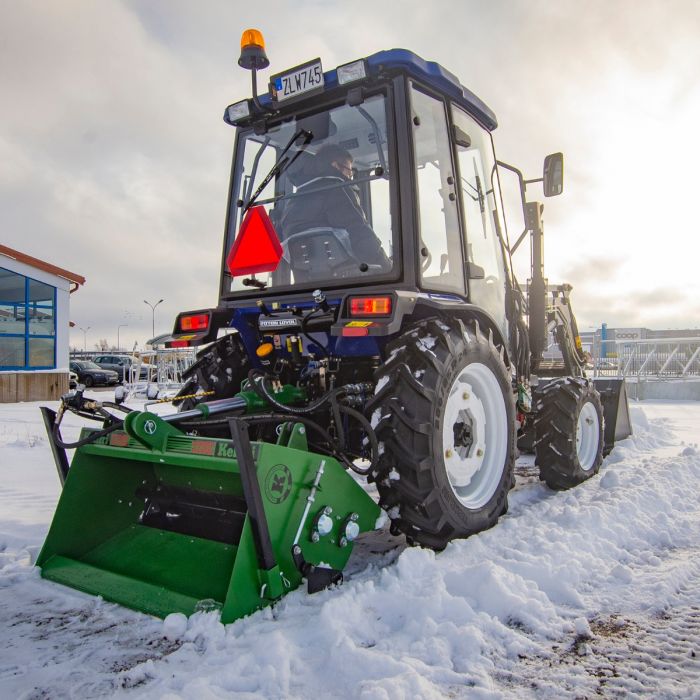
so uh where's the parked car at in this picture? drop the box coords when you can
[69,370,78,389]
[69,360,119,387]
[93,354,154,382]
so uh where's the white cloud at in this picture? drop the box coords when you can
[1,0,698,350]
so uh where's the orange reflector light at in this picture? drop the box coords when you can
[241,28,265,50]
[342,326,370,337]
[109,433,129,447]
[180,314,209,331]
[256,342,274,358]
[227,206,283,277]
[191,440,215,456]
[349,296,392,316]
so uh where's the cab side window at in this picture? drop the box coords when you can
[410,85,464,294]
[451,105,508,336]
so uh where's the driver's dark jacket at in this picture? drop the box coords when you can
[281,164,389,267]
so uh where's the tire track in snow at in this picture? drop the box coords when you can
[0,578,182,699]
[496,413,700,698]
[579,551,700,698]
[499,545,700,698]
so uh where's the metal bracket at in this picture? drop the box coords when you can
[40,406,70,486]
[228,418,278,575]
[291,545,343,594]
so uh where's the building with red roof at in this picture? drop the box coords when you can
[0,245,85,401]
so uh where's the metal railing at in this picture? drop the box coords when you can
[592,337,700,380]
[124,348,197,395]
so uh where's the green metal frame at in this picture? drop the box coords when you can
[37,413,380,624]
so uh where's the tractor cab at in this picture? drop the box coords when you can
[215,40,510,343]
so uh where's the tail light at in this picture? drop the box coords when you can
[179,313,210,332]
[349,296,392,316]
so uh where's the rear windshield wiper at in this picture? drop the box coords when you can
[243,129,313,213]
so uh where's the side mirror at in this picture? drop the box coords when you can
[543,152,564,197]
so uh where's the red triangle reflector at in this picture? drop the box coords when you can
[226,206,283,277]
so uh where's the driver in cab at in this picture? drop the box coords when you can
[282,144,390,270]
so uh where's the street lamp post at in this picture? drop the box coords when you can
[117,324,128,350]
[78,326,91,352]
[143,299,164,340]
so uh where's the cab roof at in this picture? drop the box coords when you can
[364,49,497,131]
[259,49,498,132]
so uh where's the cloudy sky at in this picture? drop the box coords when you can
[1,0,699,350]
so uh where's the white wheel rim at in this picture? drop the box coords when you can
[442,362,508,509]
[576,401,600,471]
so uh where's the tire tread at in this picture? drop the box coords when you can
[366,317,516,549]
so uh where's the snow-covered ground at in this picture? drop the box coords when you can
[1,395,699,698]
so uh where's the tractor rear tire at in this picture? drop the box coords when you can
[174,333,250,411]
[367,318,515,550]
[534,377,604,490]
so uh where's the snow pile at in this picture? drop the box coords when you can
[0,399,698,697]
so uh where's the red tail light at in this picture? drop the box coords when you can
[349,296,392,316]
[180,313,209,331]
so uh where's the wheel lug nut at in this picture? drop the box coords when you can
[445,449,453,458]
[476,448,484,457]
[462,391,470,400]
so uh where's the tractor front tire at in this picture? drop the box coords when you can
[367,318,515,550]
[534,377,604,490]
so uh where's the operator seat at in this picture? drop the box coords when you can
[283,227,361,282]
[281,150,388,281]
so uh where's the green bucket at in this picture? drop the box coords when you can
[37,413,380,623]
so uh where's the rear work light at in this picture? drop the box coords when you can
[225,99,251,124]
[180,314,210,332]
[349,296,392,316]
[337,59,367,85]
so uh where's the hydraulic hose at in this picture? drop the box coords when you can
[51,395,134,449]
[300,308,330,357]
[247,369,345,415]
[54,373,378,474]
[53,421,124,449]
[247,370,377,475]
[336,404,378,476]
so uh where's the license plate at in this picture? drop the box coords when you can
[270,59,324,103]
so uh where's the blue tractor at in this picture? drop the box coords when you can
[164,31,631,550]
[38,31,633,623]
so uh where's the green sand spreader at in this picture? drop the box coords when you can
[39,391,380,624]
